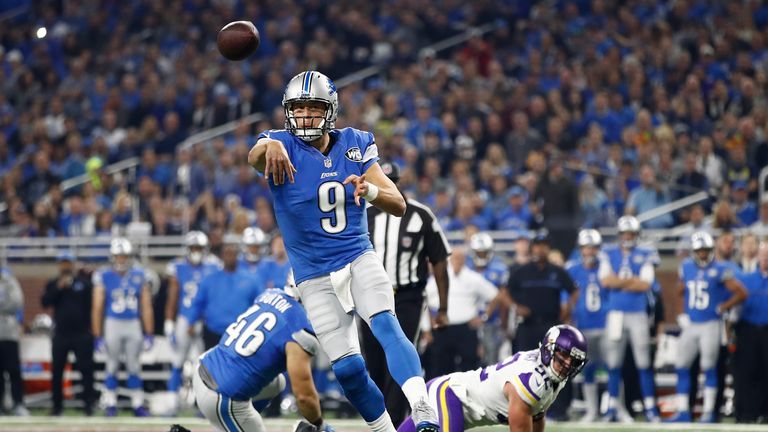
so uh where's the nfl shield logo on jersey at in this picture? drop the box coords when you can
[345,147,363,162]
[324,158,332,168]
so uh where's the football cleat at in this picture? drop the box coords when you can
[698,412,716,423]
[412,399,440,432]
[601,408,618,423]
[644,407,661,423]
[134,406,150,417]
[105,406,118,417]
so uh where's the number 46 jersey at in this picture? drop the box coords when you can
[199,289,318,401]
[447,350,565,428]
[257,128,379,285]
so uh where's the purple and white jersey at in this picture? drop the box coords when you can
[447,349,564,427]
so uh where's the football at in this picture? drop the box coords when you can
[217,21,260,61]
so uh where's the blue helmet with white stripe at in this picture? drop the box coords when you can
[282,71,339,142]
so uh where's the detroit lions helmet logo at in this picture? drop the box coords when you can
[327,78,337,95]
[345,147,363,162]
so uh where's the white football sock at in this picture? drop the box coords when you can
[583,383,598,416]
[402,376,429,409]
[703,386,717,415]
[367,411,397,432]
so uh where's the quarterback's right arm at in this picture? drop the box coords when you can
[286,341,324,428]
[504,381,534,432]
[248,137,296,185]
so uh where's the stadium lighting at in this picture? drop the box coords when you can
[36,27,47,39]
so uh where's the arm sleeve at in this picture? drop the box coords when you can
[291,329,320,356]
[597,256,614,280]
[638,262,655,284]
[424,210,451,264]
[361,131,379,173]
[559,268,577,294]
[41,280,60,307]
[475,273,499,304]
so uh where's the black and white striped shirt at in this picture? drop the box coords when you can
[367,199,451,290]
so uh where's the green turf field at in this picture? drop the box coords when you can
[2,418,768,432]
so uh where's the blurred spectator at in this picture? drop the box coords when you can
[732,181,758,226]
[626,164,674,229]
[495,185,533,232]
[534,158,579,255]
[739,233,760,274]
[22,151,60,208]
[712,200,741,231]
[59,196,95,237]
[751,201,768,236]
[258,234,291,290]
[0,267,27,416]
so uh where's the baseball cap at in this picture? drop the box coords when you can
[56,251,75,262]
[380,161,401,184]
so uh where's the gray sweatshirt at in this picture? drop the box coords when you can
[0,268,23,341]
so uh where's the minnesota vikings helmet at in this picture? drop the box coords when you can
[185,231,209,265]
[283,71,339,142]
[469,232,495,267]
[691,231,715,267]
[539,324,588,382]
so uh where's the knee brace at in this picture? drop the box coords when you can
[332,354,385,422]
[370,312,420,385]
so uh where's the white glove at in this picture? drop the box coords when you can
[676,314,691,330]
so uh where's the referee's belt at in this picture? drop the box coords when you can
[393,280,427,294]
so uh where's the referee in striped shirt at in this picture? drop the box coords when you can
[360,161,450,426]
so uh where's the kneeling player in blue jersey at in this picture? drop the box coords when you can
[193,286,333,432]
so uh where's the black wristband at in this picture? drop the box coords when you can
[438,307,448,313]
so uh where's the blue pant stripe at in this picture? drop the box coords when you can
[218,395,239,432]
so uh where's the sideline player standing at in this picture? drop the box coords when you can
[163,231,221,414]
[599,216,660,422]
[668,232,746,423]
[397,325,588,432]
[91,238,154,417]
[248,71,438,432]
[565,229,607,421]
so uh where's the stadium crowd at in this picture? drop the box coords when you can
[3,0,768,425]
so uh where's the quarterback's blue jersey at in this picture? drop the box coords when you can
[166,257,220,320]
[259,258,291,289]
[93,267,146,320]
[566,259,607,330]
[466,256,509,288]
[200,289,316,400]
[601,245,658,312]
[257,128,379,284]
[189,269,264,334]
[679,259,734,322]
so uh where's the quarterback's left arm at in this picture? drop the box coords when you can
[720,277,748,313]
[504,381,534,432]
[344,163,405,216]
[140,283,154,335]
